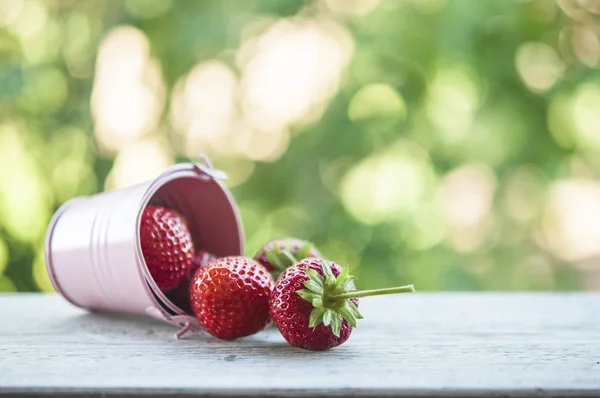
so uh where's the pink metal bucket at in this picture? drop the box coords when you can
[44,157,244,337]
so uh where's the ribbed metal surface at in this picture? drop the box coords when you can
[44,160,244,334]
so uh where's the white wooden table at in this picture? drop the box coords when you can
[0,293,599,397]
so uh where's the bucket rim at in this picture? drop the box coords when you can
[132,160,245,325]
[44,197,88,306]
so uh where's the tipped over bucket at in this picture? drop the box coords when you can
[44,158,244,336]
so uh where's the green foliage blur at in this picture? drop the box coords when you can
[0,0,599,293]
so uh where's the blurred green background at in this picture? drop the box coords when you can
[1,0,599,293]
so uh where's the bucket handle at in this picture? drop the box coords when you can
[194,153,227,181]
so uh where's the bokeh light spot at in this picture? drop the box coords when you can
[0,124,51,242]
[341,142,435,225]
[171,61,238,157]
[238,17,353,133]
[0,0,23,27]
[105,137,173,190]
[441,164,496,252]
[62,12,94,78]
[515,42,563,92]
[547,93,577,149]
[21,17,61,64]
[243,129,291,162]
[571,26,600,67]
[92,26,165,153]
[426,66,480,145]
[403,204,446,251]
[502,165,546,223]
[8,0,46,40]
[541,179,600,262]
[348,83,406,123]
[572,83,600,151]
[49,127,97,203]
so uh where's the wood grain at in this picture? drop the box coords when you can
[0,293,599,397]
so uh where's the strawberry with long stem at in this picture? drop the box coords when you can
[270,258,415,351]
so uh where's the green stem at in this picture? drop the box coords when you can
[281,250,299,266]
[330,285,415,300]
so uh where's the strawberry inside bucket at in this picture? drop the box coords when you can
[135,165,244,318]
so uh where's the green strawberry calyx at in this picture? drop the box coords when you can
[296,260,415,338]
[265,241,316,277]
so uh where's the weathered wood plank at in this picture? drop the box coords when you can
[0,293,599,397]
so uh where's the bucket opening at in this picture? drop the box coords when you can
[138,173,244,317]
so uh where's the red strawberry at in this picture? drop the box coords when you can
[167,250,217,313]
[190,256,274,340]
[189,250,218,281]
[270,258,414,351]
[254,238,321,279]
[140,206,194,292]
